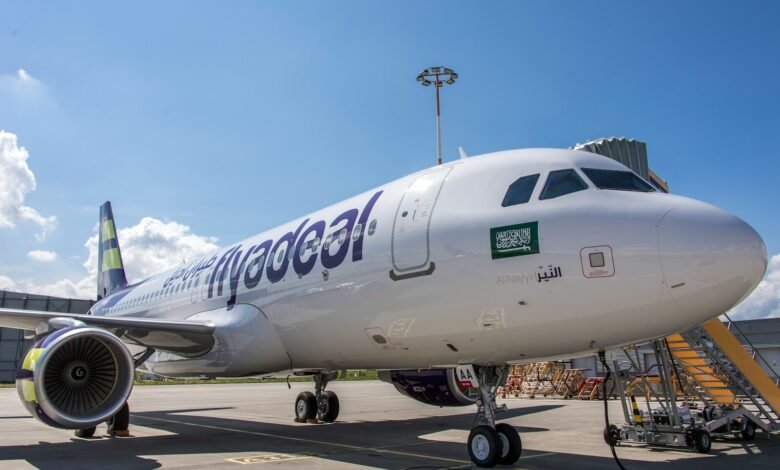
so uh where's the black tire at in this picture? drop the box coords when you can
[295,391,317,421]
[74,426,96,438]
[467,425,501,468]
[694,429,711,453]
[741,421,756,441]
[496,423,522,465]
[107,402,130,435]
[603,424,620,447]
[318,391,340,422]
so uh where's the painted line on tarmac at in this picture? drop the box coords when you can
[136,415,470,465]
[518,451,556,460]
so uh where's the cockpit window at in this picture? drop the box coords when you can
[581,168,655,192]
[539,169,588,200]
[502,174,539,207]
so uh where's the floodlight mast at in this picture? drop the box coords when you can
[417,67,458,166]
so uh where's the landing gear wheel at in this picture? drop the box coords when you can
[74,426,96,438]
[107,402,130,436]
[318,390,339,422]
[741,421,756,441]
[468,425,501,468]
[295,391,317,422]
[496,423,522,465]
[603,424,620,447]
[693,429,711,453]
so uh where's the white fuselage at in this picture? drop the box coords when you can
[89,148,767,377]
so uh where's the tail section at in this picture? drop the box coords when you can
[97,202,128,300]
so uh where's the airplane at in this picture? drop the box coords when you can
[0,147,767,467]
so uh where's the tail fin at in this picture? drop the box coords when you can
[97,201,128,300]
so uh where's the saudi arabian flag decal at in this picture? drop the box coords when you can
[490,221,540,259]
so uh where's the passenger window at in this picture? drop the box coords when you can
[502,174,540,207]
[581,168,655,192]
[277,249,285,263]
[324,234,333,251]
[368,219,377,236]
[352,224,362,241]
[338,229,347,245]
[540,169,588,200]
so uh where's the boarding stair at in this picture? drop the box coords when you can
[667,317,780,432]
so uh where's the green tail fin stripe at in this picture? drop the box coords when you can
[101,248,123,271]
[101,219,117,241]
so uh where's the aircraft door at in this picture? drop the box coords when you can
[390,167,452,280]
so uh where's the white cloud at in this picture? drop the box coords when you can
[0,68,46,100]
[27,249,58,263]
[0,275,17,291]
[728,254,780,321]
[82,217,219,283]
[0,131,56,240]
[17,69,33,82]
[2,216,218,300]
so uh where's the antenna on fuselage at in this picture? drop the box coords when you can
[417,66,458,166]
[458,147,468,159]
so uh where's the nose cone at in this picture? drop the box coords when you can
[658,198,767,324]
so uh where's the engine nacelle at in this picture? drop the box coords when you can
[378,368,477,407]
[16,325,135,429]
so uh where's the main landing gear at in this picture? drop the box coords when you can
[294,371,340,423]
[467,366,522,468]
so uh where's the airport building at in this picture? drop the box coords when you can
[0,290,94,382]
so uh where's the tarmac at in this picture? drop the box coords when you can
[0,380,778,469]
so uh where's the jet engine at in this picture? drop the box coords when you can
[378,368,477,407]
[16,325,135,429]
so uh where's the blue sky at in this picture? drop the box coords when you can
[0,1,778,313]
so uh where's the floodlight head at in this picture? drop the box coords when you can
[416,74,433,86]
[417,67,458,87]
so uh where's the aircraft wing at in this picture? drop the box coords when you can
[0,308,215,357]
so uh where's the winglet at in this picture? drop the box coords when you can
[458,147,468,159]
[97,202,128,300]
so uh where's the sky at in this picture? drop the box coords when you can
[0,1,778,319]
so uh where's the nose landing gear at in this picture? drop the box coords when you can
[294,371,340,423]
[467,366,522,468]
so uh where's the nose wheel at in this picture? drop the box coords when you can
[466,366,522,468]
[294,371,340,423]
